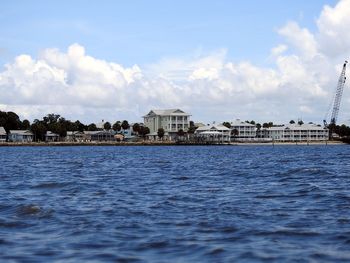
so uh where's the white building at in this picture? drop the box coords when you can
[8,130,34,142]
[143,109,190,139]
[195,124,231,142]
[230,119,256,140]
[262,123,329,142]
[0,127,6,142]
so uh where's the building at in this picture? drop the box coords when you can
[66,131,85,142]
[230,119,256,141]
[143,109,190,139]
[262,123,329,142]
[45,131,60,142]
[194,124,231,143]
[8,130,34,142]
[0,127,7,142]
[83,131,115,141]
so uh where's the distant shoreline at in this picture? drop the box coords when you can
[0,141,344,147]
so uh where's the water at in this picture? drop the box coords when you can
[0,145,350,262]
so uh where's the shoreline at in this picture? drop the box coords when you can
[0,141,344,147]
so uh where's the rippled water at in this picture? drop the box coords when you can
[1,145,350,262]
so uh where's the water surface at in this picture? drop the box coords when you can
[0,145,350,262]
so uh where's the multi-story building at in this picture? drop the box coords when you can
[143,109,190,139]
[262,123,329,142]
[230,119,256,140]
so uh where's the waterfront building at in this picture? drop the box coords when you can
[45,131,60,142]
[66,131,85,142]
[8,130,34,142]
[0,127,6,142]
[83,130,115,142]
[230,119,256,141]
[194,124,231,142]
[262,123,329,142]
[143,109,190,140]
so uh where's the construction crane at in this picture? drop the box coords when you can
[324,61,348,132]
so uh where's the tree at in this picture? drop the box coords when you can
[21,119,31,129]
[157,128,165,140]
[298,120,304,125]
[1,111,22,131]
[104,122,111,130]
[231,128,239,141]
[132,123,140,134]
[222,122,231,129]
[30,120,47,141]
[113,121,121,132]
[87,123,97,131]
[290,120,295,124]
[138,126,150,139]
[250,120,256,125]
[121,120,130,130]
[177,129,185,141]
[187,121,197,134]
[75,120,86,132]
[256,123,262,130]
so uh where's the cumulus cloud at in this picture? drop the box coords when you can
[1,0,350,124]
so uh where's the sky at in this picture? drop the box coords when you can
[1,0,350,125]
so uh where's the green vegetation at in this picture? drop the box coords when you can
[157,128,165,140]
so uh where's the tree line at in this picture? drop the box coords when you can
[0,111,150,141]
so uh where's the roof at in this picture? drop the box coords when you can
[66,131,84,135]
[198,131,223,135]
[143,109,190,117]
[9,130,33,136]
[0,127,6,135]
[195,124,230,133]
[46,131,59,137]
[84,131,115,135]
[231,119,256,127]
[265,123,327,131]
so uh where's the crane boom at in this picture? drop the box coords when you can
[330,61,347,125]
[324,61,348,127]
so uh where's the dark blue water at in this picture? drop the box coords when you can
[1,145,350,262]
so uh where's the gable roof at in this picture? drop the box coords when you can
[231,119,256,127]
[143,109,190,117]
[9,130,33,136]
[195,124,230,133]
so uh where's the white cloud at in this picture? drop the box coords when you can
[1,0,350,124]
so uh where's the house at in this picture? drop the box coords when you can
[83,131,115,142]
[143,109,191,140]
[45,131,60,142]
[262,123,329,142]
[230,119,256,141]
[194,124,231,143]
[8,130,34,142]
[66,131,85,142]
[0,127,7,142]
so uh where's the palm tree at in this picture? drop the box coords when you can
[121,120,130,130]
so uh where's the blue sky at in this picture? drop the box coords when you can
[0,0,349,124]
[0,0,337,67]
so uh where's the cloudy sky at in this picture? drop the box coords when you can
[1,0,350,125]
